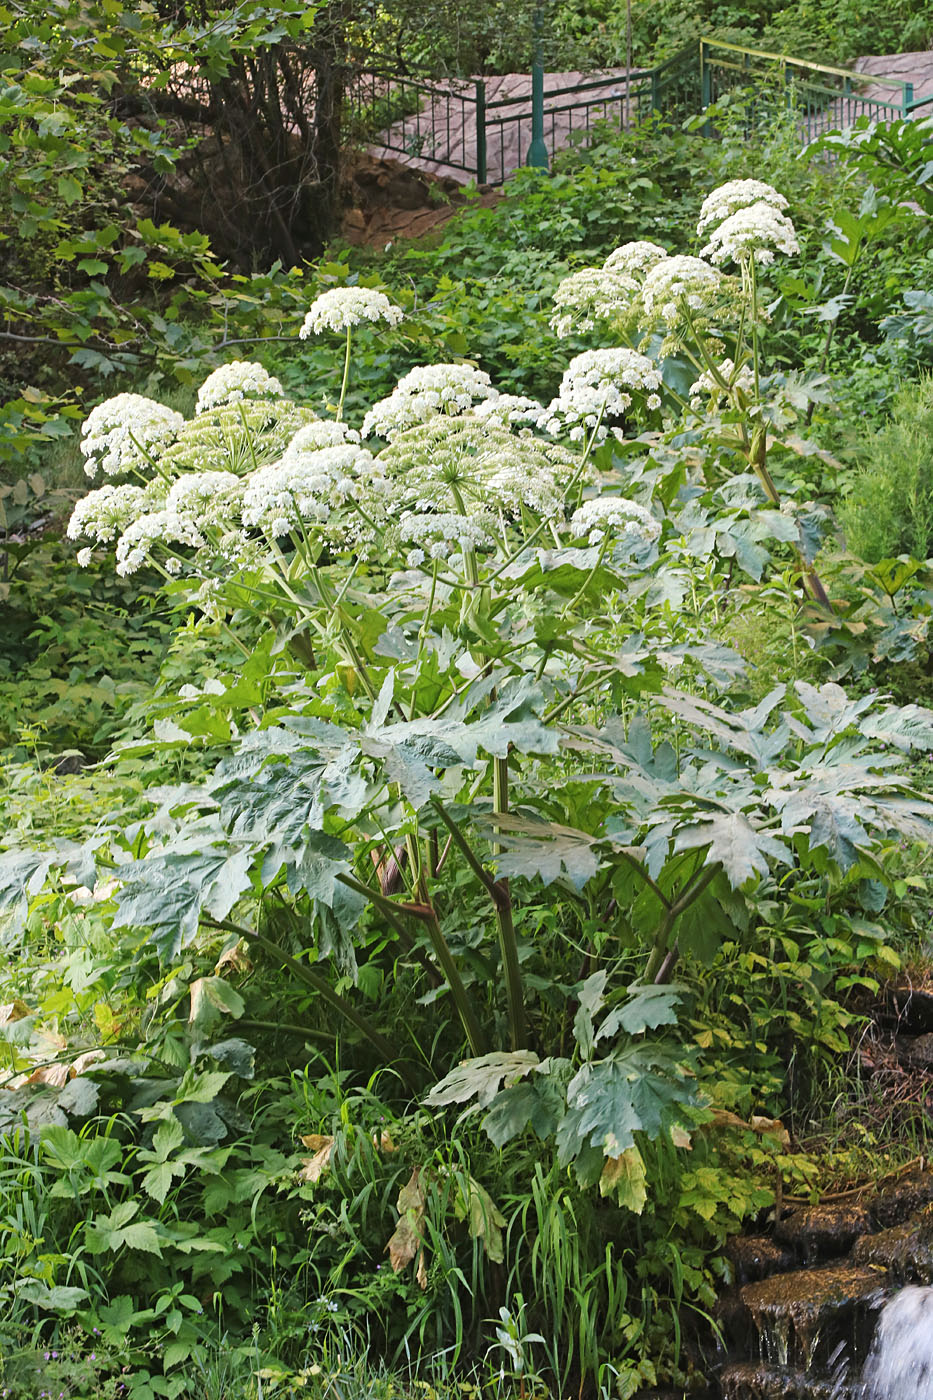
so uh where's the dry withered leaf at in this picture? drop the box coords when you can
[298,1134,335,1183]
[386,1166,427,1288]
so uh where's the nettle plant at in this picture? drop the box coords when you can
[7,183,933,1215]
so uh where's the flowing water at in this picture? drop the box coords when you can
[860,1285,933,1400]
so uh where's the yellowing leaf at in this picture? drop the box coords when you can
[386,1167,427,1287]
[599,1146,648,1214]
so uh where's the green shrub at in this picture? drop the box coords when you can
[840,375,933,563]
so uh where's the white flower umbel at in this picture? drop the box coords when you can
[374,417,577,521]
[700,201,799,268]
[689,358,756,409]
[115,509,205,576]
[158,402,315,478]
[640,255,723,326]
[241,444,377,539]
[67,482,161,544]
[398,511,495,566]
[696,180,789,234]
[164,471,244,531]
[80,394,184,480]
[603,241,669,277]
[473,395,547,428]
[544,348,662,443]
[362,364,496,440]
[570,497,661,548]
[196,361,285,414]
[550,267,638,338]
[285,420,362,454]
[299,287,403,337]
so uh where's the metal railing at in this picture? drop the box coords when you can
[346,40,930,186]
[699,38,932,141]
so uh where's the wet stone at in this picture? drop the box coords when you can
[727,1235,795,1285]
[775,1202,873,1262]
[741,1263,886,1372]
[718,1362,838,1400]
[871,1170,933,1229]
[852,1206,933,1283]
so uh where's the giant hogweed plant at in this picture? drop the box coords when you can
[5,183,933,1200]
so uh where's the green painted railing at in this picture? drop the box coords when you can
[347,39,928,186]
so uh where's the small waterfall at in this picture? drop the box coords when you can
[861,1285,933,1399]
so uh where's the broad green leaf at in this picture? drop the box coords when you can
[676,813,787,888]
[597,983,684,1039]
[425,1051,541,1110]
[15,1281,89,1312]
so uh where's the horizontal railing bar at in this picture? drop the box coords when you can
[700,36,909,93]
[484,72,655,110]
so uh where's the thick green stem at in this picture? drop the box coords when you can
[336,325,352,421]
[337,872,487,1057]
[642,861,722,983]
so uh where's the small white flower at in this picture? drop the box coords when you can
[299,288,403,337]
[241,444,377,538]
[570,497,660,548]
[697,180,789,234]
[362,364,496,439]
[196,362,284,414]
[700,201,799,268]
[164,471,243,530]
[80,394,184,480]
[76,547,93,568]
[115,509,205,576]
[398,511,494,561]
[473,395,546,428]
[179,684,200,699]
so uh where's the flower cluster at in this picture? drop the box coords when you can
[374,417,577,521]
[700,201,800,268]
[299,288,403,337]
[158,402,316,477]
[696,180,788,234]
[569,497,661,548]
[241,444,377,540]
[196,361,285,413]
[689,359,756,409]
[641,256,722,325]
[285,420,362,453]
[68,482,161,546]
[362,364,496,439]
[473,394,546,428]
[544,349,662,442]
[80,395,184,480]
[602,241,669,278]
[164,471,244,530]
[115,508,206,577]
[398,511,495,567]
[550,267,638,338]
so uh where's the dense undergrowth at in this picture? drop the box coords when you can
[3,60,933,1400]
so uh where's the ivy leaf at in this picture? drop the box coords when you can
[425,1051,541,1110]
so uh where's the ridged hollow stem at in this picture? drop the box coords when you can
[336,325,352,422]
[430,795,525,1052]
[642,860,722,983]
[337,872,487,1057]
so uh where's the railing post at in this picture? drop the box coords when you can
[526,2,549,170]
[650,65,660,113]
[475,80,487,184]
[904,81,914,115]
[700,41,711,136]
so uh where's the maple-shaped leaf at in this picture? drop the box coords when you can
[675,812,788,888]
[425,1051,541,1110]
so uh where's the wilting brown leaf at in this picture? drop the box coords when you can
[670,1124,692,1150]
[453,1175,506,1264]
[386,1167,427,1288]
[599,1146,648,1214]
[708,1109,790,1149]
[215,941,253,976]
[22,1063,70,1088]
[373,1130,397,1154]
[298,1134,334,1183]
